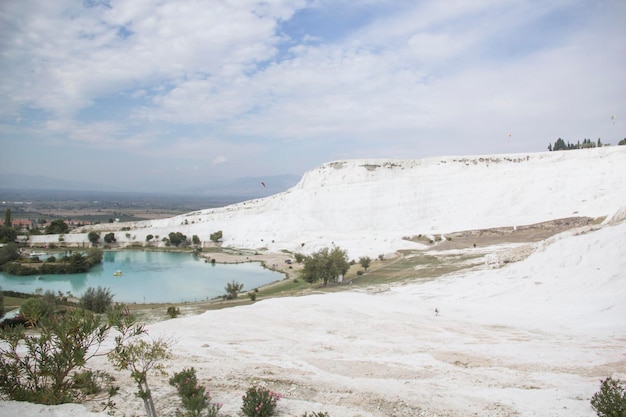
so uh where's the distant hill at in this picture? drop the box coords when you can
[0,173,110,192]
[180,174,301,198]
[0,172,301,198]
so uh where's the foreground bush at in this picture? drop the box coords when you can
[108,304,172,417]
[81,286,114,313]
[169,367,221,417]
[19,296,55,326]
[241,385,281,417]
[167,306,181,318]
[591,377,626,417]
[0,309,110,404]
[72,369,115,397]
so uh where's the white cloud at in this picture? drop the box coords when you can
[212,155,228,165]
[0,0,305,118]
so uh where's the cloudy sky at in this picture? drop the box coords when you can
[1,0,624,193]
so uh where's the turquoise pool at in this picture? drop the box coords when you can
[0,251,283,304]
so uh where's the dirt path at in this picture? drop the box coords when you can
[427,217,597,250]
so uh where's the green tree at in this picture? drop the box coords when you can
[87,231,100,246]
[210,230,223,243]
[0,309,111,404]
[104,232,116,244]
[45,219,69,235]
[66,253,89,273]
[168,232,188,247]
[591,377,626,417]
[85,247,103,265]
[301,247,350,286]
[359,256,372,271]
[0,225,17,244]
[0,242,20,266]
[0,288,4,317]
[4,208,11,228]
[192,234,200,246]
[619,138,626,146]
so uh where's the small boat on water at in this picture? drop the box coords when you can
[113,270,123,277]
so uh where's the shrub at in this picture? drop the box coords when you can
[225,280,244,299]
[19,297,54,326]
[0,243,20,266]
[107,307,171,417]
[88,231,100,246]
[169,232,188,247]
[301,413,332,417]
[210,230,223,243]
[248,291,257,301]
[104,232,116,244]
[72,369,113,396]
[45,219,69,235]
[0,225,17,244]
[81,287,114,314]
[167,306,180,318]
[0,309,111,404]
[591,377,626,417]
[85,248,103,265]
[169,367,222,417]
[241,385,281,417]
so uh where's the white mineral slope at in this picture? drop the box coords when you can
[140,218,624,416]
[10,212,623,417]
[51,147,626,258]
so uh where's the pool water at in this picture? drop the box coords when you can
[0,251,283,304]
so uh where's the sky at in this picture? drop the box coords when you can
[1,0,625,193]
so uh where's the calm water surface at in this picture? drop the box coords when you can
[0,251,283,303]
